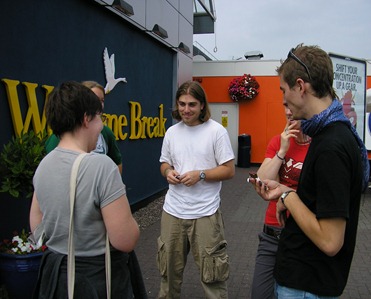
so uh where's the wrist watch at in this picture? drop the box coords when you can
[199,170,206,180]
[280,190,295,206]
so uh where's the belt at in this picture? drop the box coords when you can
[263,224,282,239]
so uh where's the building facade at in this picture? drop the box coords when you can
[0,0,200,238]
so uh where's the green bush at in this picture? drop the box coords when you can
[0,130,47,199]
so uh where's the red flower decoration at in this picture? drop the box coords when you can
[228,74,260,102]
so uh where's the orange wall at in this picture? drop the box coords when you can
[196,76,286,163]
[195,73,371,164]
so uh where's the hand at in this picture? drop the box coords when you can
[248,178,291,201]
[280,120,300,155]
[178,170,200,187]
[165,169,181,185]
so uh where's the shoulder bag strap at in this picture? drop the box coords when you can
[67,153,111,299]
[67,153,88,299]
[105,234,111,298]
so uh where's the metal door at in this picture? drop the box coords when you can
[209,103,239,162]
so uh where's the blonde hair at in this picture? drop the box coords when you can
[81,81,105,94]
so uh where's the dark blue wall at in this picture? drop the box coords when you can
[0,0,174,238]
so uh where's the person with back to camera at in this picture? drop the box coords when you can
[248,43,369,299]
[45,80,123,174]
[251,104,310,299]
[157,80,235,299]
[45,80,147,298]
[30,81,140,298]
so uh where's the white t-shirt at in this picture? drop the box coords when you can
[160,119,235,219]
[94,133,108,155]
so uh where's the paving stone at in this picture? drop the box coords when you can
[134,166,371,299]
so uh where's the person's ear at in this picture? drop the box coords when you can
[82,113,90,127]
[296,78,305,92]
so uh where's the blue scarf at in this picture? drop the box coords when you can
[301,99,369,191]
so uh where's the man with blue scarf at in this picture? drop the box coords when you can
[249,44,369,299]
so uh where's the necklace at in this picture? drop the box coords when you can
[295,135,311,145]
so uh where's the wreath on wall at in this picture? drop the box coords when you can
[228,74,260,102]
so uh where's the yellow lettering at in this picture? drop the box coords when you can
[158,104,166,137]
[153,118,160,137]
[3,78,166,140]
[22,82,42,133]
[129,101,142,140]
[2,79,23,136]
[118,115,128,140]
[2,79,53,136]
[42,85,55,135]
[105,113,118,136]
[104,114,126,141]
[146,117,155,138]
[140,117,148,139]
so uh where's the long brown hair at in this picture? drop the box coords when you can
[172,80,211,122]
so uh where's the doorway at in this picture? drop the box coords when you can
[209,103,239,162]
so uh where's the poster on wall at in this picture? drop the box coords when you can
[367,89,371,149]
[222,110,228,128]
[329,53,367,147]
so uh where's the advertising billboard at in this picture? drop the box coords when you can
[330,53,367,147]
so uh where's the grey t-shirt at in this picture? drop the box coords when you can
[33,148,126,256]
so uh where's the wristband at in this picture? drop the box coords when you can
[276,153,285,161]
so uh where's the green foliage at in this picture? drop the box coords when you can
[0,130,47,199]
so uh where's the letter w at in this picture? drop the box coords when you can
[2,79,54,136]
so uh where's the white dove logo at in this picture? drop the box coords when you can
[103,47,127,94]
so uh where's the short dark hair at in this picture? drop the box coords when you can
[277,43,337,99]
[46,81,102,136]
[172,80,211,122]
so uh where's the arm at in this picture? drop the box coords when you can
[277,192,345,256]
[117,163,123,175]
[103,126,123,174]
[198,159,235,181]
[30,193,43,233]
[257,157,281,182]
[257,121,298,181]
[161,159,235,187]
[178,159,235,187]
[249,178,346,256]
[161,162,181,185]
[102,194,140,253]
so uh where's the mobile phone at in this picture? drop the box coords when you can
[247,172,260,183]
[249,172,258,179]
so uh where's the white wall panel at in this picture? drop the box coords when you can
[146,0,179,47]
[193,60,281,77]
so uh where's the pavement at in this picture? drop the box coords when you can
[134,165,371,299]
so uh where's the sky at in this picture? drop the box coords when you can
[194,0,371,61]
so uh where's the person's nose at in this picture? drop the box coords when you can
[285,107,292,117]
